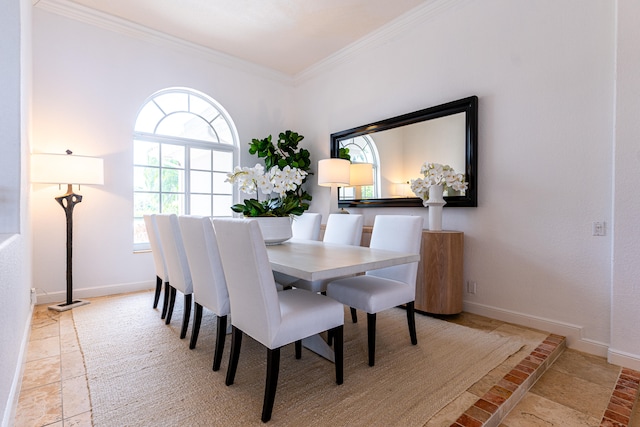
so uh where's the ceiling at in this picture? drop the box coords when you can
[63,0,429,75]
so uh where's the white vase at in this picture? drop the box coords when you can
[253,217,293,245]
[425,184,446,231]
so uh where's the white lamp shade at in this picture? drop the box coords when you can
[394,182,411,197]
[317,158,350,187]
[31,153,104,185]
[349,163,374,187]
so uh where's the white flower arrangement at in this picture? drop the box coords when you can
[410,162,468,202]
[226,164,308,217]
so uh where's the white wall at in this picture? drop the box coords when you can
[1,0,33,424]
[295,0,617,357]
[0,0,23,234]
[31,8,296,302]
[610,0,640,369]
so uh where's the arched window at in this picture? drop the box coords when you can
[133,88,238,248]
[339,135,380,199]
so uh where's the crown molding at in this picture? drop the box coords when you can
[293,0,467,85]
[34,0,294,85]
[34,0,466,87]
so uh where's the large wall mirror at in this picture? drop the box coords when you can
[330,96,478,208]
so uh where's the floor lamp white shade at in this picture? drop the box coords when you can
[318,158,350,214]
[31,153,104,185]
[31,150,104,311]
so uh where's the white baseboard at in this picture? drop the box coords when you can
[463,301,610,358]
[35,281,155,305]
[3,304,34,427]
[608,348,640,372]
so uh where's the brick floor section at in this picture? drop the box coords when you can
[451,334,566,427]
[451,333,640,427]
[600,368,640,427]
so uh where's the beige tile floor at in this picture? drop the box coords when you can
[13,293,640,426]
[14,305,91,427]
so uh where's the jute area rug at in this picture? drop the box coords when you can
[73,291,523,426]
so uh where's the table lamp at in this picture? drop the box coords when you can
[393,181,411,198]
[317,158,350,214]
[31,150,104,311]
[349,163,374,199]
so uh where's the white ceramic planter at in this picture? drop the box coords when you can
[253,217,293,245]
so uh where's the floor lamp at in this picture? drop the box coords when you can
[31,150,104,311]
[317,158,350,214]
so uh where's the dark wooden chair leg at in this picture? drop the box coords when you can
[189,303,203,349]
[161,282,170,319]
[332,325,344,384]
[262,347,281,423]
[213,315,227,371]
[180,293,192,339]
[406,301,417,345]
[225,326,243,386]
[327,329,333,346]
[153,276,162,308]
[367,312,376,367]
[350,307,358,323]
[295,340,302,359]
[165,286,177,324]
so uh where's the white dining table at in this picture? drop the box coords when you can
[266,239,420,282]
[266,238,420,361]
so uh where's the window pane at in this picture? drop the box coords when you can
[190,194,212,216]
[212,151,233,171]
[191,148,211,170]
[134,141,159,166]
[134,166,159,191]
[161,169,184,192]
[361,186,374,198]
[133,193,160,216]
[190,95,217,122]
[212,195,233,217]
[133,218,148,244]
[161,194,184,214]
[339,187,355,199]
[157,113,216,142]
[212,172,232,194]
[161,144,184,168]
[134,103,164,133]
[191,171,212,193]
[154,92,187,114]
[212,115,233,145]
[133,88,238,246]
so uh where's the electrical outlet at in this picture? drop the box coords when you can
[592,222,606,236]
[30,288,37,305]
[466,281,477,294]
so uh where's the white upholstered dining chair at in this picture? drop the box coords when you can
[178,215,230,371]
[143,214,170,317]
[155,214,193,339]
[326,215,423,366]
[288,213,363,294]
[212,218,344,423]
[291,212,322,241]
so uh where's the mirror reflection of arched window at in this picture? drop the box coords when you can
[338,136,380,199]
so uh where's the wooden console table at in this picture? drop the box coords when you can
[359,227,464,315]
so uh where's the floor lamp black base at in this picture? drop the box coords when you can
[48,299,90,312]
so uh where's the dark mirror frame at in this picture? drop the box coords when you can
[330,95,478,208]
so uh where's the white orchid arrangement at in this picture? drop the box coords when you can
[410,162,468,202]
[226,164,308,217]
